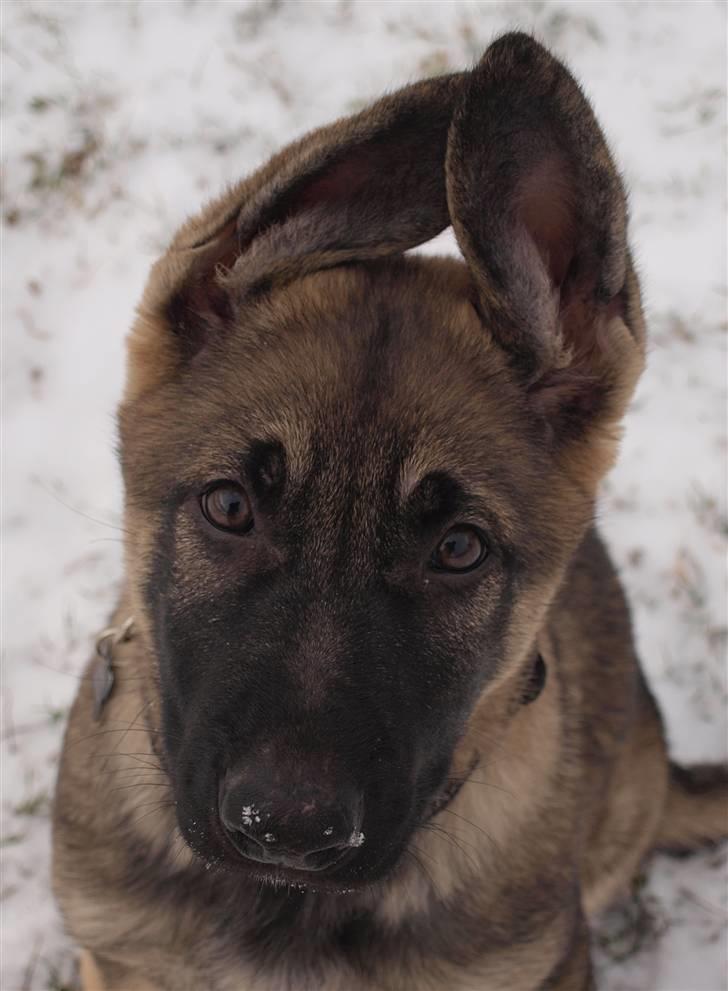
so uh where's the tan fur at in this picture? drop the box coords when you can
[81,951,161,991]
[79,952,106,991]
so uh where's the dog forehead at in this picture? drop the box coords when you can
[206,259,518,467]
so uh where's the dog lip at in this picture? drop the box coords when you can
[247,867,360,894]
[229,835,353,873]
[223,844,365,891]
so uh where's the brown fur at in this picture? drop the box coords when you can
[53,33,726,991]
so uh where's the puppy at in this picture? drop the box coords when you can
[53,33,727,991]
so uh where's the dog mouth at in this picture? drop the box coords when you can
[185,754,481,892]
[204,813,373,891]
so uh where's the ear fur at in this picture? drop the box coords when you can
[150,71,466,354]
[446,33,645,435]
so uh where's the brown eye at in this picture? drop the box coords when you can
[201,483,254,534]
[430,526,487,573]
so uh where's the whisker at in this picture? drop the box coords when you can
[440,807,500,853]
[423,820,482,857]
[89,752,162,768]
[100,701,153,774]
[104,769,167,780]
[445,775,514,797]
[406,846,442,902]
[131,798,177,811]
[37,483,129,535]
[108,781,173,795]
[29,659,148,683]
[167,830,192,871]
[421,822,481,872]
[126,802,177,830]
[465,729,531,769]
[65,726,158,751]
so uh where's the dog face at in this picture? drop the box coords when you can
[118,35,645,889]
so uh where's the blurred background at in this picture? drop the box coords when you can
[2,2,726,988]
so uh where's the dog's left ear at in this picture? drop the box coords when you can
[447,33,645,440]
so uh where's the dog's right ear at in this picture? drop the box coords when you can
[127,71,466,397]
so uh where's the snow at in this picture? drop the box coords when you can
[241,804,263,826]
[1,1,726,989]
[348,830,365,849]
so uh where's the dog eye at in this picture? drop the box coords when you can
[201,483,254,534]
[430,526,487,573]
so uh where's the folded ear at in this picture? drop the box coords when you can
[136,70,466,363]
[446,33,645,439]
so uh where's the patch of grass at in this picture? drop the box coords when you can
[25,129,100,193]
[45,704,68,725]
[19,940,79,991]
[45,960,78,991]
[542,9,605,46]
[418,49,451,77]
[0,831,26,847]
[689,484,728,539]
[14,789,51,818]
[670,547,708,612]
[234,0,283,38]
[28,95,54,113]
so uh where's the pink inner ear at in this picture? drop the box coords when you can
[289,151,379,213]
[517,156,576,289]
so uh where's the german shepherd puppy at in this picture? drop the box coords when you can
[53,33,727,991]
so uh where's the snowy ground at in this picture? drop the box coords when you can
[2,2,726,989]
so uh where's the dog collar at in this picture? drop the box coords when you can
[92,616,135,720]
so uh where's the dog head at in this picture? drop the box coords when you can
[118,34,645,890]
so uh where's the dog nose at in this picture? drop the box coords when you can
[219,772,363,872]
